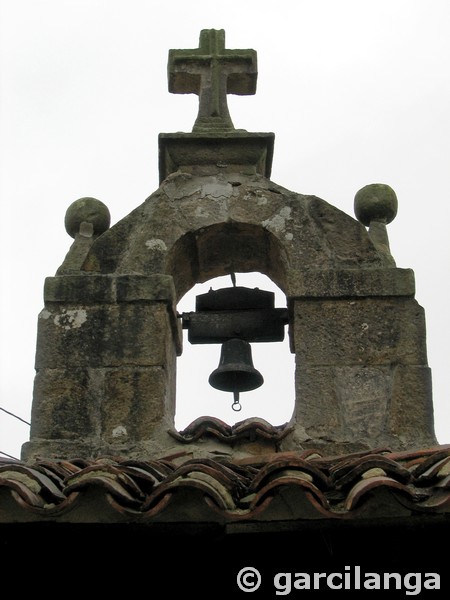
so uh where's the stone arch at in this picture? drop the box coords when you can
[167,222,294,429]
[80,175,387,286]
[165,221,289,302]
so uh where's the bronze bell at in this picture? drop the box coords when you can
[209,338,264,393]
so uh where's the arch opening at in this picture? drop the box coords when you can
[175,272,295,430]
[165,222,289,303]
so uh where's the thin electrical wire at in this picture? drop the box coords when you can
[0,406,31,426]
[0,450,19,460]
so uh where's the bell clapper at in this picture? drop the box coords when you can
[232,391,242,412]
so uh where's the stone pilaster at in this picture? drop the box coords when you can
[282,268,436,453]
[22,274,181,460]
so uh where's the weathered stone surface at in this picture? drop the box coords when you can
[35,303,173,368]
[159,132,274,181]
[44,274,176,304]
[58,199,111,276]
[81,174,390,301]
[334,367,392,440]
[292,366,342,441]
[293,365,393,446]
[45,275,117,304]
[101,367,170,445]
[24,364,178,461]
[292,297,427,365]
[388,365,435,447]
[57,228,96,275]
[291,364,435,451]
[64,197,111,238]
[115,274,176,303]
[354,183,398,226]
[287,268,415,299]
[30,368,98,441]
[168,29,257,134]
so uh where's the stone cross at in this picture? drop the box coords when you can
[168,29,257,133]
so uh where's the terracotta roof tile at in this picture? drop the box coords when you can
[1,445,450,524]
[64,463,148,507]
[169,416,292,443]
[330,454,412,489]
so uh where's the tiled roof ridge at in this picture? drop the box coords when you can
[1,444,449,522]
[168,415,292,443]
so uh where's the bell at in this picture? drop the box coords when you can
[209,338,264,393]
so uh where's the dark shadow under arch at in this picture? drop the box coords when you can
[165,222,290,302]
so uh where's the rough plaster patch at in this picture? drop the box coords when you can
[145,238,167,252]
[164,176,232,201]
[112,425,127,438]
[262,206,292,233]
[54,309,87,330]
[200,181,233,199]
[162,175,197,200]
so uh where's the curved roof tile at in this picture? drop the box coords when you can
[1,446,450,523]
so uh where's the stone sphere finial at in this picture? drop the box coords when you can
[64,197,111,238]
[354,183,398,227]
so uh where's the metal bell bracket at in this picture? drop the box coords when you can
[180,283,289,411]
[181,285,288,345]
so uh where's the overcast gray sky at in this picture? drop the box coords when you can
[1,0,450,459]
